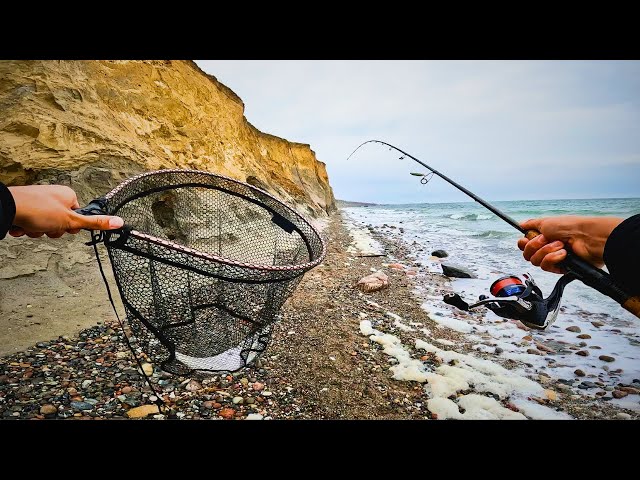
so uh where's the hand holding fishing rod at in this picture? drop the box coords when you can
[347,140,640,327]
[517,216,623,273]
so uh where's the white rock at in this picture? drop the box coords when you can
[245,413,264,420]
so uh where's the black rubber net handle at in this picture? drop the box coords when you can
[74,198,108,217]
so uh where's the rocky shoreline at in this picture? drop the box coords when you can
[0,210,638,419]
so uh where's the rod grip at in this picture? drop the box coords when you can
[623,296,640,317]
[525,229,541,240]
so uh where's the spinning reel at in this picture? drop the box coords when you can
[443,273,576,330]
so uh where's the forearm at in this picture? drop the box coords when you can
[572,217,625,261]
[0,182,17,240]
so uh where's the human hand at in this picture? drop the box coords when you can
[8,185,124,238]
[516,216,623,274]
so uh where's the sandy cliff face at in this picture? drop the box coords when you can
[0,60,335,216]
[0,60,334,354]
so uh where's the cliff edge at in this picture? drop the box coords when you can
[0,60,335,217]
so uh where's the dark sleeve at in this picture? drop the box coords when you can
[0,182,17,240]
[603,213,640,296]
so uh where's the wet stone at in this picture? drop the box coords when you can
[579,381,597,389]
[70,401,94,411]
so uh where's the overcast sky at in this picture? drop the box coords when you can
[195,60,640,204]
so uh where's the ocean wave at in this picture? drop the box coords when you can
[448,213,494,221]
[508,208,634,218]
[471,230,514,239]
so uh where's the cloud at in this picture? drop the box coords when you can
[195,60,640,203]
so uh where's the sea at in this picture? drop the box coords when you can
[343,198,640,411]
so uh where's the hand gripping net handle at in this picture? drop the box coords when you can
[88,169,325,378]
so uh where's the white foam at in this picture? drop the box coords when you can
[425,311,473,333]
[359,320,429,382]
[510,399,573,420]
[387,312,415,331]
[359,319,376,336]
[416,339,543,393]
[343,218,384,255]
[427,395,527,420]
[359,319,564,419]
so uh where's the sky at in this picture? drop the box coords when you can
[195,60,640,204]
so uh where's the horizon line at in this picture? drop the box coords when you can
[337,195,640,206]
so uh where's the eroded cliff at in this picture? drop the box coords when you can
[0,60,334,217]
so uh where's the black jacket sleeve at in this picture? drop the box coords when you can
[0,182,16,240]
[603,213,640,296]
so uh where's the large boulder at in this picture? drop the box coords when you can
[441,263,477,279]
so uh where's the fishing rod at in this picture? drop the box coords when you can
[347,140,640,328]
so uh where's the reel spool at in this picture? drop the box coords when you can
[444,272,576,330]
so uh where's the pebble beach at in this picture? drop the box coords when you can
[1,210,639,420]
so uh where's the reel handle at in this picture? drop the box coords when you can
[523,229,640,318]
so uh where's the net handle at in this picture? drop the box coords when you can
[86,230,169,416]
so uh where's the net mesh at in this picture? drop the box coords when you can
[100,170,325,375]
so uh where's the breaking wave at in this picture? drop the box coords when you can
[448,213,494,221]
